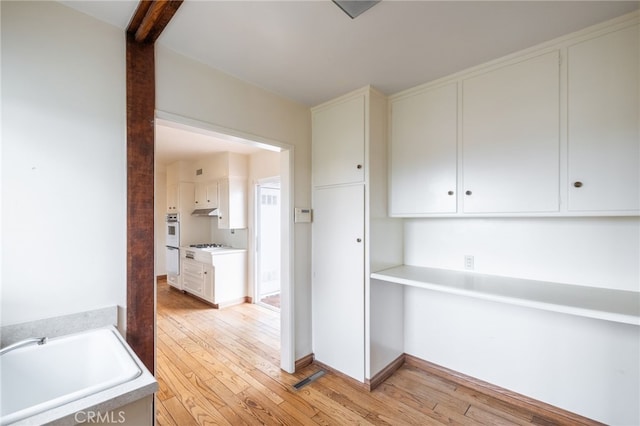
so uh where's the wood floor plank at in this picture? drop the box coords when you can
[236,386,305,425]
[160,397,199,426]
[155,278,599,426]
[465,404,528,426]
[157,350,233,426]
[318,372,428,426]
[454,384,536,424]
[155,375,174,402]
[155,399,177,426]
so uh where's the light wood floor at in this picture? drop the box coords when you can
[156,278,581,425]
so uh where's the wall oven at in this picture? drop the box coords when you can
[165,213,180,248]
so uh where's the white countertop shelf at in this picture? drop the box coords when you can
[371,265,640,326]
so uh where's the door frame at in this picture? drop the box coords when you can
[155,110,296,373]
[254,177,282,310]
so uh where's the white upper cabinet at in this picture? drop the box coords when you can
[388,14,640,217]
[312,95,365,187]
[167,183,178,212]
[194,181,218,209]
[567,24,639,212]
[462,51,561,214]
[218,177,247,229]
[390,83,458,215]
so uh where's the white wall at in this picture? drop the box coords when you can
[155,170,167,276]
[1,2,126,325]
[402,217,640,424]
[155,47,312,358]
[405,217,640,290]
[404,287,639,425]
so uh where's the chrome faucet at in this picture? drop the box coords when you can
[0,337,47,355]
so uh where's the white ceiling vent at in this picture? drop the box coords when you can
[332,0,381,19]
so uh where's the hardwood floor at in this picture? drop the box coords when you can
[156,278,596,425]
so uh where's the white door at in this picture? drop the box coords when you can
[312,184,365,381]
[256,181,281,309]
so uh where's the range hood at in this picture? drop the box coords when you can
[192,208,218,217]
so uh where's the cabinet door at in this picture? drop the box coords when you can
[195,182,219,209]
[194,184,206,209]
[205,182,219,208]
[217,179,230,229]
[567,24,639,212]
[217,178,247,229]
[312,95,365,187]
[167,184,178,212]
[390,83,458,215]
[312,184,364,381]
[462,51,560,213]
[202,264,214,301]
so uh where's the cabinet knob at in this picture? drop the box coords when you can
[573,181,583,188]
[357,238,362,243]
[195,201,199,204]
[356,164,363,170]
[465,190,472,196]
[448,191,454,196]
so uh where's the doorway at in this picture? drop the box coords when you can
[154,112,295,373]
[256,179,281,310]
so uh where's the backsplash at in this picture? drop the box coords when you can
[0,306,118,347]
[211,227,248,249]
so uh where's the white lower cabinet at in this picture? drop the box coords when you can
[181,258,211,299]
[180,251,246,307]
[211,252,247,305]
[312,184,365,382]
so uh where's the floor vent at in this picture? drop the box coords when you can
[292,370,326,390]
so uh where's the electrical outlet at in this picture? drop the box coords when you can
[464,255,474,270]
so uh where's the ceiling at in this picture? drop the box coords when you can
[60,0,638,165]
[155,121,266,167]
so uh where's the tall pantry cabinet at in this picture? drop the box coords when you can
[311,86,402,383]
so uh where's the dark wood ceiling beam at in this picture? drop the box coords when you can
[126,0,182,373]
[127,0,153,34]
[128,0,183,43]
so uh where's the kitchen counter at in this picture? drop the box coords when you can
[179,247,248,308]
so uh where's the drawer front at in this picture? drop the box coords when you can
[183,275,203,295]
[182,261,204,277]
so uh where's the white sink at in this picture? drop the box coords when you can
[0,327,142,425]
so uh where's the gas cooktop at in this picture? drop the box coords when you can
[189,243,225,248]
